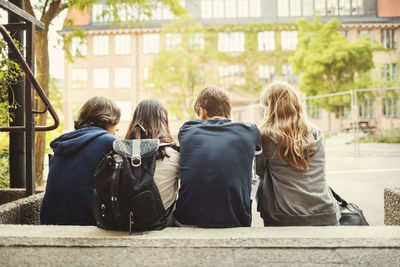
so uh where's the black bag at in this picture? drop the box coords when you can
[330,188,369,226]
[93,127,167,233]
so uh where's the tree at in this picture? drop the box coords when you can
[146,16,212,120]
[22,0,184,185]
[291,17,375,121]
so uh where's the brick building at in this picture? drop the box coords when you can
[61,0,400,134]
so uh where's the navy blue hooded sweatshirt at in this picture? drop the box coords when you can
[40,127,115,225]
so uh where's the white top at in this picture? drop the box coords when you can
[154,147,180,210]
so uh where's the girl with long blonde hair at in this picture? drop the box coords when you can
[256,80,340,226]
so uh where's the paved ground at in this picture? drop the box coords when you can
[251,133,400,227]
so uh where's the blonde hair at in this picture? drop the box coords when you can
[259,80,314,170]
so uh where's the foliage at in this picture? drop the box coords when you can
[291,17,375,114]
[0,147,9,188]
[0,38,22,126]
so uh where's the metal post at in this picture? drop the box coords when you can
[25,22,35,196]
[351,89,359,157]
[8,0,26,188]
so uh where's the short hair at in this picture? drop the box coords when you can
[193,85,231,118]
[74,96,121,130]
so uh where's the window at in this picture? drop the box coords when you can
[339,0,351,15]
[201,0,212,18]
[114,68,131,88]
[352,0,363,15]
[92,4,105,23]
[71,69,87,89]
[281,31,298,50]
[358,30,374,42]
[315,0,326,16]
[93,35,109,56]
[383,97,399,118]
[277,0,289,17]
[258,65,275,84]
[282,63,297,83]
[382,64,398,81]
[249,0,261,17]
[307,104,322,119]
[115,35,131,55]
[93,68,109,88]
[258,31,275,51]
[116,101,132,121]
[219,65,245,85]
[201,0,260,18]
[143,33,160,54]
[290,0,301,16]
[238,0,249,17]
[359,99,374,118]
[382,29,397,49]
[213,0,225,18]
[71,37,87,56]
[218,32,245,52]
[327,0,338,16]
[165,33,182,51]
[302,0,313,16]
[225,0,237,17]
[189,33,205,50]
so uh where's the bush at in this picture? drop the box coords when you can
[360,129,400,143]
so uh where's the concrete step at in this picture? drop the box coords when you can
[0,225,399,266]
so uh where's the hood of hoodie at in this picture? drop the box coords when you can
[50,127,111,156]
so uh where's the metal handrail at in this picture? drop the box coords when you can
[0,24,59,132]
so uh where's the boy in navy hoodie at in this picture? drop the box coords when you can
[40,97,120,225]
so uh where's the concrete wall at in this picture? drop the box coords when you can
[0,189,27,205]
[0,225,399,266]
[385,187,400,225]
[0,191,43,224]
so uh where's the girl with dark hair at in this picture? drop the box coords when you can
[40,96,121,225]
[125,99,180,225]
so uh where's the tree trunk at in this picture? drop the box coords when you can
[34,28,50,186]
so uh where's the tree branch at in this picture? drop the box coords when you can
[24,0,35,18]
[41,0,50,19]
[41,0,61,26]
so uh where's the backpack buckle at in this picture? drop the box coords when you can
[131,156,141,167]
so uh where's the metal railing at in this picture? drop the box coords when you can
[0,1,59,196]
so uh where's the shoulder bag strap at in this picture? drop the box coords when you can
[330,187,348,206]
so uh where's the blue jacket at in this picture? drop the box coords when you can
[40,127,115,225]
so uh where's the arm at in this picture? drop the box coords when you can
[255,154,267,177]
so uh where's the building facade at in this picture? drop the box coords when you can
[61,0,400,134]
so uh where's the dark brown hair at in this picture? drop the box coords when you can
[193,85,231,118]
[74,96,120,130]
[125,99,175,160]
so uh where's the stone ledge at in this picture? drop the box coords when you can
[0,192,43,224]
[385,187,400,225]
[0,225,399,266]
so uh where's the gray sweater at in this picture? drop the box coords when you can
[256,127,341,226]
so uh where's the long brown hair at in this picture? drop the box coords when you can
[74,96,120,130]
[259,80,314,170]
[125,99,175,160]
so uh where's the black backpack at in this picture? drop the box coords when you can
[93,126,167,233]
